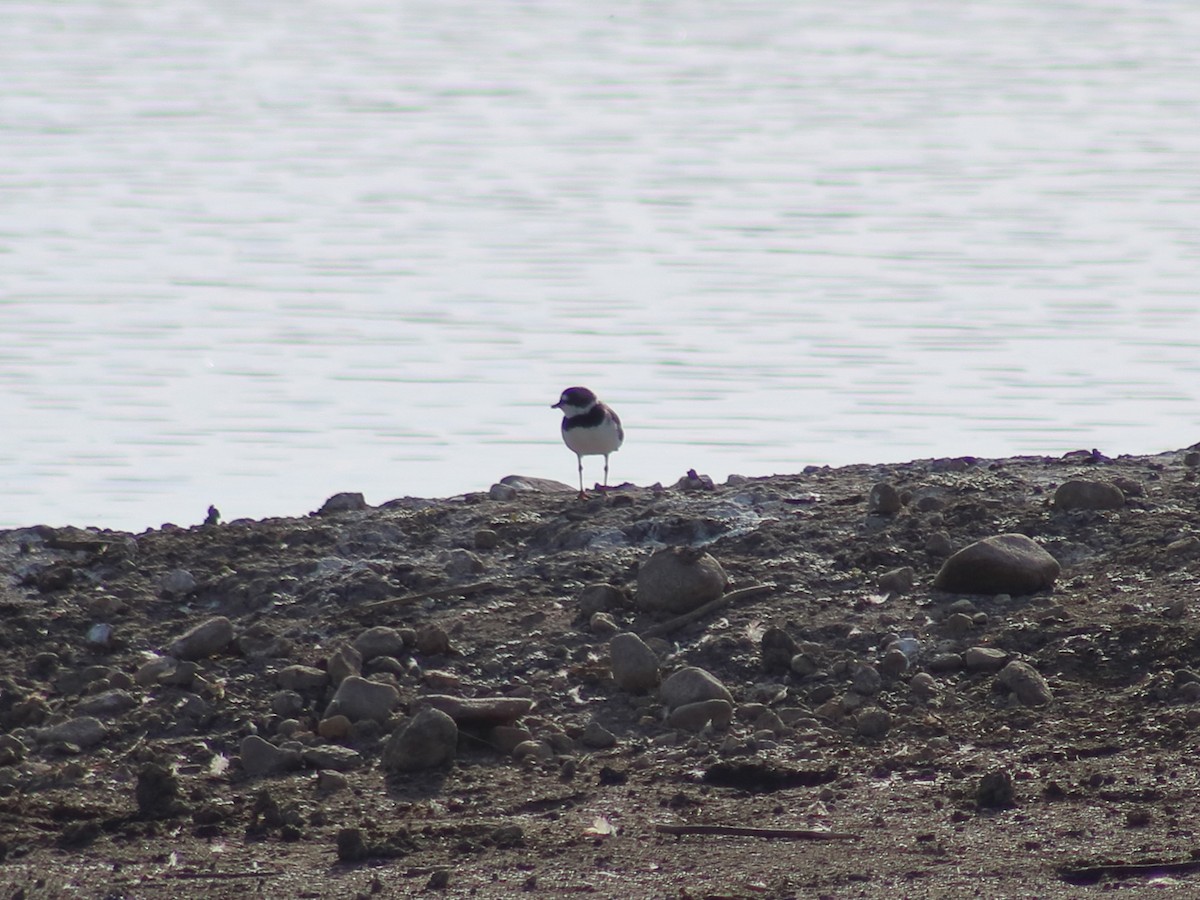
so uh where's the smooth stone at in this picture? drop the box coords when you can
[851,664,882,695]
[168,616,235,660]
[927,653,964,672]
[276,665,329,692]
[323,676,399,723]
[239,735,303,777]
[635,547,728,615]
[667,698,733,732]
[317,492,367,514]
[490,725,533,754]
[512,740,554,763]
[353,626,407,662]
[964,647,1009,673]
[327,644,363,685]
[271,690,305,718]
[660,666,733,711]
[578,583,626,617]
[318,715,353,740]
[1053,479,1125,511]
[909,673,938,701]
[933,534,1060,596]
[159,569,197,596]
[301,745,364,772]
[416,695,532,727]
[880,648,910,679]
[609,632,660,693]
[415,623,451,656]
[381,708,458,772]
[997,660,1053,706]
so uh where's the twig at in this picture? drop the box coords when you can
[361,580,499,612]
[640,584,774,639]
[162,870,283,880]
[1061,860,1200,884]
[654,824,856,841]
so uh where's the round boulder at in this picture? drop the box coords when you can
[933,533,1060,596]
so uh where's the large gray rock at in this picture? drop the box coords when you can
[168,616,235,660]
[1053,479,1125,511]
[933,534,1060,596]
[660,666,733,711]
[636,547,728,615]
[323,676,399,723]
[327,644,363,685]
[609,633,660,693]
[37,716,107,749]
[381,708,458,772]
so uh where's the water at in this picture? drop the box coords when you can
[2,0,1198,532]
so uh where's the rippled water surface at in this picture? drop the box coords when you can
[3,1,1199,530]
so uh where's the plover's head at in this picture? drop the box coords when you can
[552,386,598,416]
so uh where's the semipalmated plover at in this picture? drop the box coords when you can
[551,386,624,497]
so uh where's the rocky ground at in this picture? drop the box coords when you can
[3,446,1200,898]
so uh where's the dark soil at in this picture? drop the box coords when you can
[3,446,1200,898]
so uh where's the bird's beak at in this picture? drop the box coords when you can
[550,402,562,409]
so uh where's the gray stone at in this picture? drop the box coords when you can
[964,647,1009,673]
[660,666,733,711]
[635,547,728,615]
[327,644,363,685]
[589,612,620,636]
[512,740,554,763]
[927,652,964,672]
[933,534,1060,596]
[381,708,458,772]
[909,672,938,701]
[317,492,367,514]
[276,665,329,692]
[271,690,305,717]
[490,725,533,754]
[997,660,1053,706]
[168,616,235,660]
[760,627,798,674]
[578,583,626,617]
[323,676,399,723]
[609,632,660,693]
[667,698,733,732]
[416,695,532,727]
[880,648,910,679]
[868,482,902,515]
[1053,479,1125,511]
[415,623,451,656]
[353,626,407,662]
[239,735,302,777]
[855,707,892,739]
[445,548,484,579]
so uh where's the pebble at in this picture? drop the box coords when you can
[584,719,619,749]
[927,653,964,672]
[1053,479,1125,511]
[381,708,458,771]
[660,666,734,711]
[323,676,399,723]
[239,735,303,777]
[976,769,1016,808]
[326,644,363,685]
[855,707,892,739]
[964,647,1009,673]
[880,649,909,678]
[635,547,728,615]
[444,548,484,579]
[271,690,305,717]
[667,698,733,732]
[790,653,818,677]
[933,533,1061,596]
[276,665,329,692]
[909,673,938,701]
[168,616,235,660]
[415,623,452,656]
[316,771,349,794]
[353,626,407,662]
[868,482,902,515]
[490,725,533,754]
[997,660,1053,706]
[609,632,660,693]
[926,531,954,556]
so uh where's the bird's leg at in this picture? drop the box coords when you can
[602,454,610,491]
[577,454,586,499]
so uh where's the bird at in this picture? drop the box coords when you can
[551,386,624,498]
